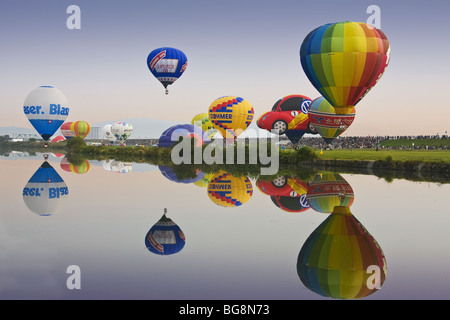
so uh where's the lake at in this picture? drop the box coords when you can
[1,151,450,301]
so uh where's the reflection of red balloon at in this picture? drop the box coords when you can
[297,206,387,299]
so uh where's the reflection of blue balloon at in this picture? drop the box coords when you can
[147,47,188,94]
[23,161,69,216]
[158,124,210,148]
[159,165,205,184]
[145,212,186,255]
[23,86,69,141]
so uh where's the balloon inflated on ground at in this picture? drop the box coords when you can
[111,121,133,144]
[158,124,209,148]
[300,21,390,115]
[71,120,91,139]
[191,113,217,140]
[308,97,355,144]
[102,124,117,143]
[147,47,188,94]
[23,86,69,141]
[208,96,254,144]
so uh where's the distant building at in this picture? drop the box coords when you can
[86,126,102,140]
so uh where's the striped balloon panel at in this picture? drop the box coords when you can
[71,121,91,139]
[297,206,387,299]
[300,22,390,114]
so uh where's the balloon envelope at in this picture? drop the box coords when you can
[297,206,387,299]
[159,165,205,184]
[111,121,133,144]
[308,97,355,144]
[300,22,390,114]
[158,124,209,148]
[71,121,91,139]
[23,86,69,141]
[147,47,188,93]
[307,173,354,214]
[23,161,69,216]
[192,113,217,139]
[145,214,186,255]
[208,96,254,143]
[60,122,75,139]
[103,124,116,142]
[207,171,253,207]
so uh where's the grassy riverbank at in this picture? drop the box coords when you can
[318,149,450,163]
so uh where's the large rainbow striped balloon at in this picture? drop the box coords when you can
[297,206,387,299]
[208,96,254,143]
[300,21,390,115]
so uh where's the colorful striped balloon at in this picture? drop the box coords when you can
[306,173,354,214]
[207,171,253,207]
[71,120,91,139]
[300,21,390,115]
[308,97,355,144]
[208,96,254,144]
[191,113,217,139]
[297,206,387,299]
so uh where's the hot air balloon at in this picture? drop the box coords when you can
[23,86,69,141]
[207,171,253,207]
[111,121,133,144]
[307,173,354,214]
[71,120,91,139]
[23,161,69,216]
[308,97,355,144]
[297,206,387,299]
[300,22,390,115]
[191,113,217,140]
[147,47,188,94]
[51,135,65,143]
[60,122,75,139]
[158,124,209,148]
[102,124,116,143]
[208,96,254,144]
[145,209,186,255]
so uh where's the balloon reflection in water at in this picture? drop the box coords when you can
[145,209,186,255]
[207,171,253,207]
[23,161,69,216]
[60,156,91,174]
[159,165,205,184]
[306,173,354,214]
[102,160,132,174]
[297,205,387,299]
[257,176,310,213]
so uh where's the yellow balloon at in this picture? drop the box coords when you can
[191,113,217,139]
[208,96,254,143]
[207,171,253,207]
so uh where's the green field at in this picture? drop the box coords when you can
[380,138,450,148]
[317,149,450,163]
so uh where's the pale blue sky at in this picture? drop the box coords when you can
[1,0,449,136]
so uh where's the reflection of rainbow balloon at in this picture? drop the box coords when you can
[208,96,254,143]
[300,22,390,115]
[297,206,387,299]
[23,161,69,216]
[193,172,214,188]
[145,210,186,255]
[307,173,354,214]
[207,171,253,207]
[71,120,91,139]
[192,113,217,139]
[308,97,355,144]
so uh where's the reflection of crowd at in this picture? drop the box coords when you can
[285,135,450,150]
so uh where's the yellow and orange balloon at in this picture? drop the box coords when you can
[71,120,91,139]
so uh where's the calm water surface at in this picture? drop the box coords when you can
[1,152,450,300]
